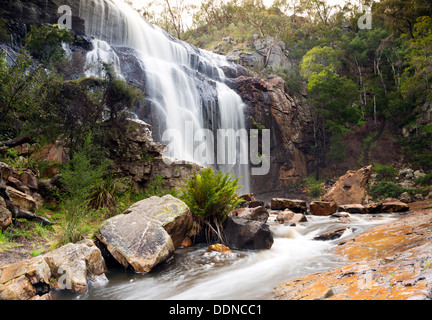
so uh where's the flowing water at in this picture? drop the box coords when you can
[62,0,401,301]
[54,213,399,300]
[80,0,250,192]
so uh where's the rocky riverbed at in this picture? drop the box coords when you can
[2,162,431,300]
[273,200,432,300]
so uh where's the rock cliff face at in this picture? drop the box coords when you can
[1,0,315,197]
[107,119,202,191]
[225,36,293,71]
[233,76,314,199]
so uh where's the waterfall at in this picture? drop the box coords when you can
[80,0,250,193]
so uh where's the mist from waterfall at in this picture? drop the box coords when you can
[80,0,250,192]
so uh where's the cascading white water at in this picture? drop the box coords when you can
[80,0,250,192]
[84,39,123,78]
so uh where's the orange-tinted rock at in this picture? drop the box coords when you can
[274,208,432,300]
[310,201,337,216]
[207,243,232,255]
[180,236,192,248]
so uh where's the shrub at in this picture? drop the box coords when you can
[302,175,324,199]
[415,173,432,186]
[24,24,73,65]
[87,176,131,217]
[374,164,397,181]
[180,168,244,244]
[309,184,323,198]
[368,181,406,200]
[60,133,111,203]
[55,202,102,247]
[55,133,111,246]
[327,135,346,164]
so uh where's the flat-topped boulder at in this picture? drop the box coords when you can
[310,201,337,216]
[337,200,409,214]
[270,198,306,212]
[95,195,193,273]
[380,198,409,213]
[337,204,366,214]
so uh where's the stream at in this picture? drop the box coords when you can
[54,213,400,300]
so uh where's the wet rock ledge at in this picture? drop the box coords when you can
[273,201,432,300]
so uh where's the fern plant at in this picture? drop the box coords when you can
[87,176,131,217]
[180,167,244,244]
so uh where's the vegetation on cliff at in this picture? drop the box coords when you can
[0,24,163,255]
[143,0,432,176]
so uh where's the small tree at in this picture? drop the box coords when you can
[180,167,244,244]
[24,24,73,65]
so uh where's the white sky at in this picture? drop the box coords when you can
[128,0,362,29]
[129,0,354,7]
[129,0,357,12]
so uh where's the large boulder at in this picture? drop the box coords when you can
[0,239,107,300]
[96,195,193,273]
[322,166,372,206]
[224,216,274,250]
